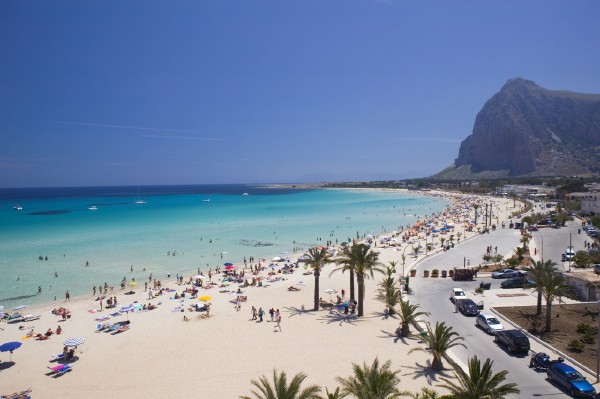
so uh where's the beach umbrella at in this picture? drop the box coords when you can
[0,341,22,361]
[198,296,212,302]
[223,262,233,267]
[120,305,135,320]
[0,305,4,311]
[224,265,235,271]
[63,337,86,347]
[324,288,337,302]
[280,250,289,255]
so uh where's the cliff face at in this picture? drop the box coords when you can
[449,78,600,178]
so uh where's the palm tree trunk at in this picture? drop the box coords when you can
[545,300,552,332]
[349,269,355,301]
[431,355,444,371]
[357,273,364,317]
[313,269,320,311]
[400,322,410,337]
[536,291,542,315]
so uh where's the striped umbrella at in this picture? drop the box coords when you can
[63,337,86,347]
[120,305,135,320]
[0,305,4,311]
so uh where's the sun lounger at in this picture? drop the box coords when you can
[55,364,72,376]
[21,315,41,322]
[50,353,65,361]
[47,364,69,374]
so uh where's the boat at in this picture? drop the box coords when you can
[13,205,23,210]
[134,188,147,204]
[242,193,249,196]
[88,206,98,211]
[202,199,210,202]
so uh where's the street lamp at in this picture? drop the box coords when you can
[402,245,411,276]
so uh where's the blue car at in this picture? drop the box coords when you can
[546,362,596,397]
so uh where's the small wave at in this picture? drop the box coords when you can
[239,240,274,247]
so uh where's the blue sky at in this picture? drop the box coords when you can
[1,1,599,187]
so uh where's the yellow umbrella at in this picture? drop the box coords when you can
[199,296,212,301]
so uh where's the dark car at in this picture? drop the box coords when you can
[491,269,520,279]
[547,362,596,397]
[456,299,479,316]
[501,277,535,289]
[494,329,530,353]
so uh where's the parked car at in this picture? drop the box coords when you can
[491,269,519,279]
[501,277,535,289]
[450,288,466,303]
[594,264,600,275]
[546,362,596,397]
[475,313,504,334]
[456,299,479,316]
[527,225,538,231]
[494,329,530,353]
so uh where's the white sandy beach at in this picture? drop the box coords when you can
[0,191,522,398]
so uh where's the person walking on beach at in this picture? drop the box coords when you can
[65,291,70,301]
[274,314,282,332]
[251,306,257,320]
[258,307,264,322]
[269,308,274,322]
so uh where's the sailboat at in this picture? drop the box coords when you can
[134,187,147,204]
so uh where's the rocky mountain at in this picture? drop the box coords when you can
[434,78,600,179]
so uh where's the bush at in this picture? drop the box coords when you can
[576,322,592,334]
[474,286,483,294]
[567,339,585,352]
[582,333,595,344]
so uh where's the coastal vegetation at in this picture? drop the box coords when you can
[304,247,333,311]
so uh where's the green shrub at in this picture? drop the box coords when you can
[567,339,585,352]
[576,322,593,334]
[582,333,595,344]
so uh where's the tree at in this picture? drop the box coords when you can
[537,270,573,332]
[376,265,402,315]
[332,244,384,317]
[438,356,519,399]
[407,388,444,399]
[323,387,347,399]
[513,246,527,265]
[526,260,556,316]
[473,203,480,225]
[336,358,406,399]
[504,257,520,269]
[439,237,446,250]
[304,247,332,311]
[412,246,420,258]
[409,322,466,371]
[519,235,529,250]
[397,299,430,337]
[240,370,322,399]
[572,251,592,269]
[456,232,462,242]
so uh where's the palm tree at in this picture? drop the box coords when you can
[304,247,332,311]
[525,260,555,315]
[336,358,406,399]
[376,265,401,315]
[323,387,347,399]
[409,322,466,371]
[513,246,527,266]
[397,299,430,337]
[412,245,419,258]
[537,269,573,332]
[519,235,529,250]
[473,203,480,225]
[332,244,384,316]
[438,356,519,399]
[456,232,462,242]
[407,388,444,399]
[439,237,446,250]
[240,369,322,399]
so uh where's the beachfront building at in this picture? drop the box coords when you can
[567,192,600,214]
[496,184,556,197]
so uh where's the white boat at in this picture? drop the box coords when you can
[134,188,147,204]
[202,199,210,202]
[242,193,249,196]
[88,206,98,211]
[13,205,23,210]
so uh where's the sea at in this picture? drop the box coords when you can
[0,185,449,309]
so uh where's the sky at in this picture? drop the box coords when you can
[1,1,599,188]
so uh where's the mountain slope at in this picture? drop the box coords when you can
[435,78,600,179]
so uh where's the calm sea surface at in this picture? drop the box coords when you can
[0,185,448,308]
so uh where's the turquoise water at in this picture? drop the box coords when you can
[0,185,448,308]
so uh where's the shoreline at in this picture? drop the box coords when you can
[0,190,523,398]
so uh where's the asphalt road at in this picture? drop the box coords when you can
[532,220,589,271]
[411,225,577,398]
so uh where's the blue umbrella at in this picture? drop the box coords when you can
[0,341,22,360]
[63,337,86,347]
[120,305,135,320]
[223,262,233,266]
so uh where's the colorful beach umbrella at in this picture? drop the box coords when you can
[224,265,234,270]
[120,305,135,320]
[63,337,86,347]
[223,262,233,266]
